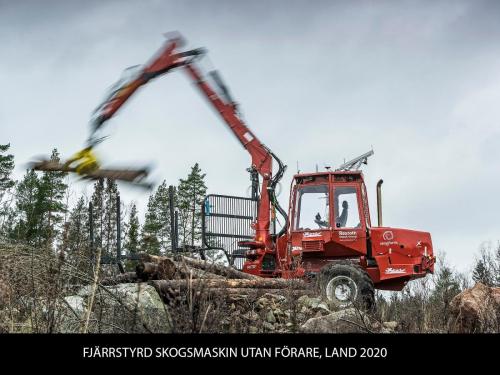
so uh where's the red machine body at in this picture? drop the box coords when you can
[90,33,435,293]
[259,170,435,290]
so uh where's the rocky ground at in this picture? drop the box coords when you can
[1,243,498,333]
[57,283,399,333]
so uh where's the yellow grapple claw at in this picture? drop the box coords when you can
[64,147,100,175]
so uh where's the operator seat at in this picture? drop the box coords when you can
[336,200,348,227]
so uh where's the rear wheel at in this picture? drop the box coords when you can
[318,261,375,310]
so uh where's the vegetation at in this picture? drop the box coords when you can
[0,143,498,333]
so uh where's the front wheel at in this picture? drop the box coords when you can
[318,261,375,310]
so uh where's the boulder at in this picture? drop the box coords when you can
[382,321,398,331]
[301,308,372,333]
[266,309,276,324]
[262,321,275,331]
[450,283,500,333]
[60,283,171,333]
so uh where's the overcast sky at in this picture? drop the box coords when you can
[1,0,499,272]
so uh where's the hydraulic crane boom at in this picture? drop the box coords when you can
[85,34,285,254]
[46,32,435,296]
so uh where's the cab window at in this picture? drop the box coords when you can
[334,186,361,229]
[295,185,330,230]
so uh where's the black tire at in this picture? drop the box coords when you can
[318,260,375,310]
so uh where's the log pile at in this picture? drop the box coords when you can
[103,252,313,304]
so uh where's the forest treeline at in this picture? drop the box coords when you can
[1,143,499,332]
[1,143,499,280]
[0,144,207,263]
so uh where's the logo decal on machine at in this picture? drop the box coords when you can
[303,232,322,238]
[385,267,406,274]
[382,231,394,241]
[380,230,398,246]
[339,231,357,241]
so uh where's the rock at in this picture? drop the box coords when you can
[242,311,259,321]
[257,297,269,309]
[273,308,285,317]
[382,321,398,330]
[313,302,331,314]
[262,321,275,331]
[266,310,277,323]
[298,296,322,309]
[301,308,372,333]
[297,295,310,304]
[450,283,500,333]
[64,295,86,318]
[249,326,259,333]
[262,293,287,303]
[63,283,171,333]
[228,294,248,303]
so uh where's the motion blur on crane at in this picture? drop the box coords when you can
[31,32,435,309]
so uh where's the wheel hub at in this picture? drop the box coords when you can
[326,276,358,304]
[334,284,351,301]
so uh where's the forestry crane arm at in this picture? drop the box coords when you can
[81,33,287,250]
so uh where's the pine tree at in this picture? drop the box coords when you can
[103,178,120,258]
[36,148,68,247]
[141,192,162,255]
[430,260,461,327]
[11,149,67,247]
[66,196,89,254]
[495,243,500,287]
[90,178,105,252]
[472,259,493,286]
[13,169,40,244]
[124,203,140,255]
[0,143,16,237]
[140,180,175,255]
[154,181,174,251]
[0,143,15,201]
[177,163,207,247]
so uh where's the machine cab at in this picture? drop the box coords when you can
[289,171,372,270]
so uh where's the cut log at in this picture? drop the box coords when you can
[179,256,259,280]
[136,260,223,280]
[136,262,159,280]
[138,253,164,264]
[151,278,307,291]
[137,252,256,280]
[174,263,225,280]
[100,272,138,285]
[139,253,250,280]
[30,160,150,187]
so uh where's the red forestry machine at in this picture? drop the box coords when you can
[49,33,436,308]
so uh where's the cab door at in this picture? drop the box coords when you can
[289,184,332,253]
[329,184,367,256]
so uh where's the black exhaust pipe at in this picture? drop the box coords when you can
[376,179,383,227]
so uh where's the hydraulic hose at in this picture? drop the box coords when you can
[266,148,288,239]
